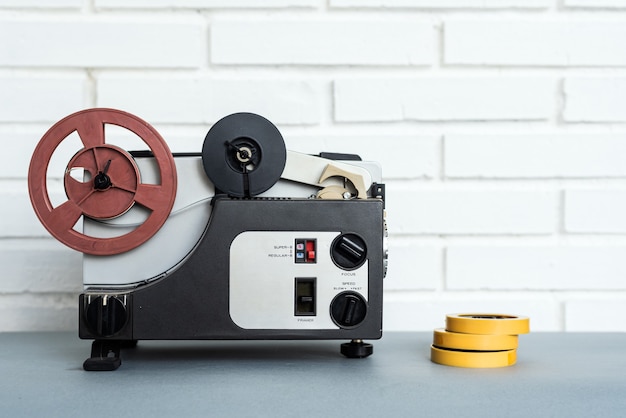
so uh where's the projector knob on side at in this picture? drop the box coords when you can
[85,295,128,337]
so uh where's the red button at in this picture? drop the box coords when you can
[307,251,316,261]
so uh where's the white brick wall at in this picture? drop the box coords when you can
[388,186,556,235]
[2,1,625,333]
[211,19,433,66]
[565,299,626,332]
[564,78,626,122]
[0,0,81,8]
[0,75,85,122]
[95,0,319,8]
[565,190,626,233]
[334,77,555,121]
[564,0,626,8]
[445,135,626,178]
[97,75,325,125]
[447,246,626,290]
[445,21,626,66]
[0,17,205,68]
[331,0,551,7]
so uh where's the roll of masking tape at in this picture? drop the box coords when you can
[430,345,517,368]
[433,328,518,351]
[445,314,530,335]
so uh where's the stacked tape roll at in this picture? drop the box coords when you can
[430,313,530,368]
[446,313,530,335]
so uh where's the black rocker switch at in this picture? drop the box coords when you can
[295,277,316,316]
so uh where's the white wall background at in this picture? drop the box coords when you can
[1,0,626,333]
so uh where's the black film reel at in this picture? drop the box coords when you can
[202,113,287,197]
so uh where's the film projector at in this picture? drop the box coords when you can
[28,109,388,371]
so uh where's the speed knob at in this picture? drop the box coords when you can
[330,291,368,328]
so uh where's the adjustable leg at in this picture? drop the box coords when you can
[340,339,373,358]
[83,340,123,371]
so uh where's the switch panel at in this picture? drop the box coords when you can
[229,231,369,330]
[295,239,316,263]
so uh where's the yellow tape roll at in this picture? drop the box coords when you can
[446,313,530,335]
[433,328,518,351]
[430,345,517,368]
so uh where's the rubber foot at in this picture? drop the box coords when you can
[340,341,373,358]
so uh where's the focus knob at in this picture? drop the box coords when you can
[331,233,367,270]
[85,295,128,337]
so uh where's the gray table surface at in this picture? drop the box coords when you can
[1,332,624,417]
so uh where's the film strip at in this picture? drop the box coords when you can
[430,313,530,368]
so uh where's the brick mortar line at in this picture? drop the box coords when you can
[5,121,626,133]
[5,9,626,19]
[385,235,626,244]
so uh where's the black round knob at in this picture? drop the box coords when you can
[330,291,368,328]
[330,233,367,270]
[85,296,128,337]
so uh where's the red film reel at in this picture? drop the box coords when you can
[28,108,177,256]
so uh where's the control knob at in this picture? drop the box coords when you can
[85,295,128,337]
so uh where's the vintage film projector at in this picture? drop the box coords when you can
[28,109,388,371]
